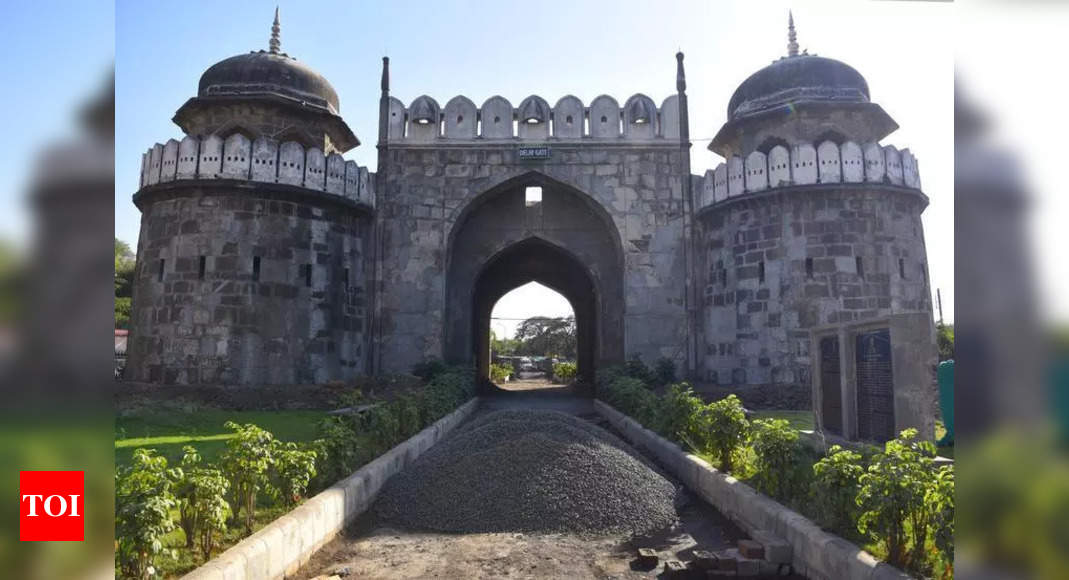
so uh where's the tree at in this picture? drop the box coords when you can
[513,316,576,358]
[115,238,136,329]
[489,329,519,357]
[935,322,954,361]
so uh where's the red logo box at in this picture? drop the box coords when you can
[20,471,84,541]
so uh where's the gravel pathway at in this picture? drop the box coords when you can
[374,409,679,535]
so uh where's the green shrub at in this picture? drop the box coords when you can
[856,428,936,569]
[927,465,955,579]
[310,416,362,491]
[271,441,317,506]
[656,383,705,446]
[552,361,577,382]
[811,445,865,533]
[653,357,677,386]
[601,376,660,427]
[624,354,654,385]
[490,362,513,382]
[362,404,400,454]
[703,395,750,473]
[750,418,800,500]
[411,358,447,381]
[422,367,476,422]
[219,422,276,534]
[172,447,231,562]
[395,393,424,440]
[116,448,179,579]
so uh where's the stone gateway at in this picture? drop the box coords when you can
[125,12,938,442]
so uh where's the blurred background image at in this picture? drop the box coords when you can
[0,0,1067,578]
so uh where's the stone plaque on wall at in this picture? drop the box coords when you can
[819,336,842,435]
[856,328,895,442]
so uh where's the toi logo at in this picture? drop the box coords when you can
[20,471,84,541]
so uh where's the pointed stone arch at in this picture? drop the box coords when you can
[444,171,625,391]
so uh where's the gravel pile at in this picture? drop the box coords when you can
[374,409,678,535]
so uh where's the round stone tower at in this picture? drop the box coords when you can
[696,15,935,435]
[126,9,376,385]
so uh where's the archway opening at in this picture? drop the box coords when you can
[444,171,626,396]
[489,282,577,391]
[472,237,598,394]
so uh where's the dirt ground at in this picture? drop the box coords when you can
[298,494,747,579]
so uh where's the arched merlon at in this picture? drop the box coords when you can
[697,141,922,209]
[138,137,375,207]
[385,93,684,142]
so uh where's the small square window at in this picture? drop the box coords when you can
[525,186,542,207]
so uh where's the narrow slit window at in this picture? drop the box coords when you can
[344,267,350,290]
[805,257,813,279]
[304,264,312,287]
[856,256,865,279]
[252,256,261,281]
[157,259,165,282]
[899,258,906,279]
[758,261,766,284]
[921,263,927,284]
[198,256,206,280]
[525,186,542,207]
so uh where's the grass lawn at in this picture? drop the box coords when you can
[115,409,326,471]
[750,409,815,431]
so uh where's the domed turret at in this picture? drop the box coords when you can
[726,55,869,122]
[173,8,357,152]
[710,13,896,157]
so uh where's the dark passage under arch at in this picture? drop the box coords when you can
[443,172,625,395]
[474,238,596,391]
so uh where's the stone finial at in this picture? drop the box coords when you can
[787,11,799,57]
[269,6,281,55]
[381,56,390,93]
[676,51,686,93]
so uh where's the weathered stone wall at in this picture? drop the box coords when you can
[126,182,373,385]
[375,143,690,374]
[697,185,932,406]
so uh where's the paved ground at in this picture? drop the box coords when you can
[297,392,801,579]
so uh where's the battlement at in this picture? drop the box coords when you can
[385,94,681,144]
[137,134,375,207]
[697,140,921,209]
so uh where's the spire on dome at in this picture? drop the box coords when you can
[269,6,281,55]
[787,11,799,57]
[676,51,687,93]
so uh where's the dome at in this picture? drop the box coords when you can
[198,51,340,114]
[727,54,869,121]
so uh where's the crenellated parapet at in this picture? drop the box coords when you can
[137,135,375,207]
[697,140,921,208]
[385,94,682,143]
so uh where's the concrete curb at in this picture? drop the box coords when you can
[183,397,481,580]
[594,400,911,580]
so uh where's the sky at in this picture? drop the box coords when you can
[113,0,956,329]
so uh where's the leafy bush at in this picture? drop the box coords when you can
[310,416,362,492]
[489,362,513,382]
[219,422,276,534]
[856,428,936,569]
[172,447,231,562]
[656,383,705,446]
[552,361,577,382]
[411,358,447,381]
[750,419,800,500]
[362,403,400,453]
[811,445,865,532]
[927,465,955,579]
[116,448,179,579]
[271,441,317,506]
[653,357,677,386]
[422,367,476,422]
[624,354,654,385]
[600,375,660,427]
[703,395,750,473]
[394,393,424,440]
